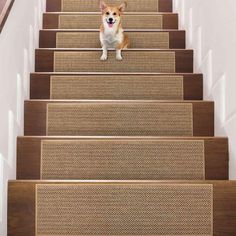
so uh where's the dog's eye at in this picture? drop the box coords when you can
[113,12,117,15]
[106,12,109,15]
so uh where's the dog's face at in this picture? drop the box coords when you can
[100,1,127,28]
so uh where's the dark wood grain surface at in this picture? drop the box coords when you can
[43,13,178,29]
[35,49,194,73]
[30,73,202,100]
[17,136,228,180]
[46,0,173,12]
[24,100,214,136]
[8,180,236,236]
[192,102,214,136]
[39,29,186,49]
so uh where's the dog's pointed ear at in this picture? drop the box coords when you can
[119,2,127,12]
[100,1,107,12]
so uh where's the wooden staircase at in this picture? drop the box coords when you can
[8,0,236,235]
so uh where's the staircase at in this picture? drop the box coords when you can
[8,0,236,235]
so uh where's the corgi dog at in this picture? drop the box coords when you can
[99,0,130,61]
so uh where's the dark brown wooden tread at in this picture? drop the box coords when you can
[46,0,173,12]
[17,136,228,180]
[39,29,185,49]
[24,100,214,136]
[35,49,193,73]
[43,12,178,29]
[8,180,236,236]
[30,73,202,100]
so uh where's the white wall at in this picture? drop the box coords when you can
[0,0,45,235]
[174,0,236,179]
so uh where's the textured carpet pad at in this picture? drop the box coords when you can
[36,184,213,236]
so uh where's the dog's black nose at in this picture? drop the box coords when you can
[109,18,113,22]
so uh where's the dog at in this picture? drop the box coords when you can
[99,0,130,61]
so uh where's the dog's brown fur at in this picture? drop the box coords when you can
[99,1,130,60]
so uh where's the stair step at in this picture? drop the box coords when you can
[8,180,236,236]
[40,30,185,49]
[43,13,178,29]
[46,0,173,12]
[30,73,203,100]
[35,49,193,73]
[24,100,214,136]
[17,136,228,180]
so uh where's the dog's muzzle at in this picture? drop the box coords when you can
[107,18,115,28]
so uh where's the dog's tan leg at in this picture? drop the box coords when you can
[116,35,130,60]
[116,49,122,60]
[100,45,108,61]
[123,35,130,49]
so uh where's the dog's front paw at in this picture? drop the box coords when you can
[116,55,123,61]
[100,54,108,61]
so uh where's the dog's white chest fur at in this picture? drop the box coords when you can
[100,27,123,48]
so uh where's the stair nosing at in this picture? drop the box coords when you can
[8,179,234,183]
[17,136,227,139]
[25,99,213,103]
[44,12,178,15]
[40,29,185,32]
[31,72,202,75]
[36,48,192,51]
